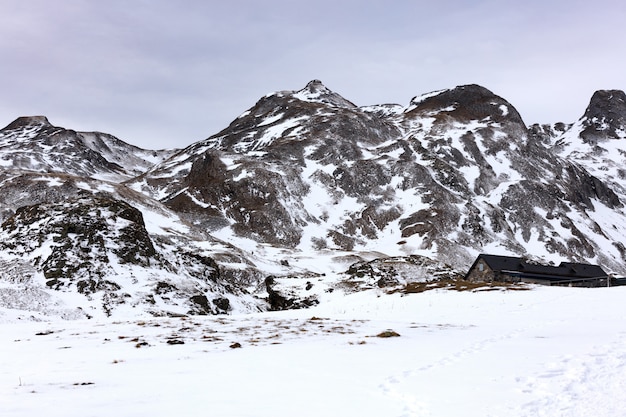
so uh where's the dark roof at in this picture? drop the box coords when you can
[469,254,607,281]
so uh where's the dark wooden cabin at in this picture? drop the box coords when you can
[465,254,609,287]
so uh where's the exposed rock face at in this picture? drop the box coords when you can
[404,84,525,125]
[166,149,309,246]
[2,115,53,130]
[342,255,463,291]
[264,276,319,311]
[0,190,264,317]
[580,90,626,142]
[0,193,157,289]
[552,89,626,206]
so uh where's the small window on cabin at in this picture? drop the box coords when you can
[479,262,484,272]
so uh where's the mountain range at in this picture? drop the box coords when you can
[1,80,625,319]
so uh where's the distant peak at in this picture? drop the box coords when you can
[437,84,499,103]
[405,84,524,124]
[590,89,626,102]
[304,79,328,92]
[580,89,626,141]
[2,115,52,130]
[584,89,626,119]
[408,84,496,108]
[293,80,357,108]
[455,84,495,94]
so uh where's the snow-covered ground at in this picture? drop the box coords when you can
[2,285,626,417]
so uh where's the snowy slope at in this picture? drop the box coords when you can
[2,285,626,417]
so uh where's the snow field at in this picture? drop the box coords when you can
[2,285,626,416]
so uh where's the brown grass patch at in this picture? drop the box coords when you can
[392,278,531,294]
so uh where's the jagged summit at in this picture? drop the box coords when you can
[580,89,626,142]
[303,79,327,92]
[2,115,53,130]
[292,79,357,108]
[551,88,626,203]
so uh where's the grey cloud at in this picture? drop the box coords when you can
[0,0,625,148]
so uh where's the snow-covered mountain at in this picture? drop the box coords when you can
[0,118,266,319]
[2,80,626,318]
[0,116,173,181]
[133,81,626,272]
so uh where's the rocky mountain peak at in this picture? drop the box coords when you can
[580,89,626,142]
[2,115,52,130]
[292,79,357,108]
[304,79,328,93]
[585,89,626,116]
[406,84,524,125]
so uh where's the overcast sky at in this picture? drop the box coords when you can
[1,0,624,149]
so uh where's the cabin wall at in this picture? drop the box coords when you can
[499,272,522,283]
[466,259,494,282]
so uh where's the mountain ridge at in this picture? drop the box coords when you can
[1,80,626,319]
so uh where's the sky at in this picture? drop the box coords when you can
[0,0,624,149]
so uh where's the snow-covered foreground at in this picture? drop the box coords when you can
[2,286,626,417]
